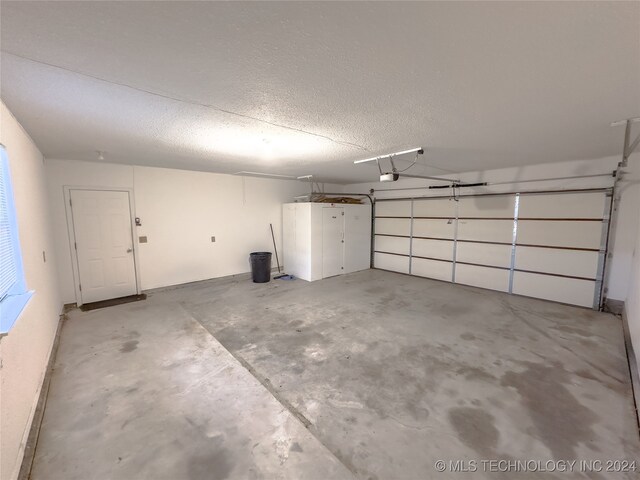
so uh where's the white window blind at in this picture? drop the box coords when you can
[0,156,17,300]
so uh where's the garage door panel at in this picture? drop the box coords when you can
[375,218,411,236]
[375,200,411,217]
[374,252,409,274]
[515,246,598,279]
[512,271,595,307]
[412,257,452,282]
[412,238,454,260]
[372,190,608,308]
[413,198,455,217]
[455,264,510,292]
[457,219,513,243]
[519,192,605,219]
[413,218,456,239]
[458,195,515,218]
[456,242,512,268]
[375,235,410,255]
[517,221,602,249]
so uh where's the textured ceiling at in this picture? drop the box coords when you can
[1,1,639,183]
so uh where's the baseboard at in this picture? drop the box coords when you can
[143,268,287,294]
[17,312,66,480]
[620,305,640,435]
[62,302,77,313]
[605,298,625,315]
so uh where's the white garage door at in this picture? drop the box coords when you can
[373,189,612,308]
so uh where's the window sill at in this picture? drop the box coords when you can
[0,291,34,336]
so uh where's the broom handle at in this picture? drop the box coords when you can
[270,223,281,273]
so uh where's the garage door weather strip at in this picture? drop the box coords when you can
[508,194,520,294]
[452,200,459,283]
[594,190,614,310]
[408,199,414,274]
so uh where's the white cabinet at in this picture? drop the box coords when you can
[283,202,371,281]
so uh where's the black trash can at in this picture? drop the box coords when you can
[249,252,272,283]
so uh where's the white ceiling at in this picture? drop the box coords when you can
[1,1,638,184]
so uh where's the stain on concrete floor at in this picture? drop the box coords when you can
[448,407,499,457]
[500,361,598,460]
[119,339,139,353]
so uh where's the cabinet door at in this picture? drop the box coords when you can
[344,205,371,273]
[322,208,344,278]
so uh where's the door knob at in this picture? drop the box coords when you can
[126,248,133,253]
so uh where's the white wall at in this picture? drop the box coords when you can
[626,220,640,378]
[46,159,342,302]
[343,155,640,301]
[615,153,640,379]
[133,167,322,290]
[0,103,62,480]
[606,153,640,303]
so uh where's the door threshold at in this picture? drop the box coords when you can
[80,294,147,312]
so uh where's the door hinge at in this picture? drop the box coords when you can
[79,284,82,292]
[69,198,72,207]
[74,242,77,250]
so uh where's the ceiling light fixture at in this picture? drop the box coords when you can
[233,171,296,180]
[353,147,424,164]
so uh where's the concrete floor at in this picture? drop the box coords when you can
[32,270,639,479]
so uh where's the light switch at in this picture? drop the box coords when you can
[211,236,216,243]
[139,236,148,243]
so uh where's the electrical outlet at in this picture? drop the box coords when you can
[211,236,216,243]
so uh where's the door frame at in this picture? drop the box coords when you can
[64,186,141,306]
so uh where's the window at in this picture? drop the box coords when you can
[0,145,32,335]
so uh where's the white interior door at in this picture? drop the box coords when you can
[322,208,344,278]
[70,189,137,303]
